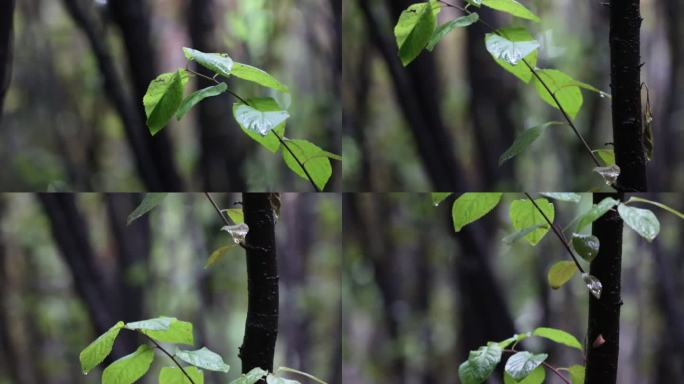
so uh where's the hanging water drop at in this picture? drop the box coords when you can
[582,273,603,299]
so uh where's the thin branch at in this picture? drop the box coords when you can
[437,0,603,169]
[140,333,196,384]
[204,192,231,226]
[186,67,320,191]
[524,193,585,273]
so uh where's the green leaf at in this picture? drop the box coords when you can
[102,345,155,384]
[231,62,289,93]
[127,193,168,225]
[458,343,503,384]
[205,244,238,268]
[266,375,300,384]
[532,327,583,350]
[466,0,483,6]
[567,365,585,384]
[485,31,539,66]
[540,193,582,203]
[229,368,269,384]
[394,2,438,66]
[232,98,286,153]
[481,0,540,22]
[183,47,234,78]
[427,13,479,51]
[509,198,554,245]
[159,367,205,384]
[617,204,660,242]
[452,193,503,232]
[431,192,452,206]
[593,149,616,166]
[505,351,547,381]
[175,347,230,372]
[574,197,620,231]
[485,28,538,83]
[144,70,188,135]
[79,321,125,374]
[224,208,245,224]
[282,139,333,191]
[502,224,548,245]
[127,317,194,345]
[499,122,562,165]
[571,233,600,262]
[233,98,290,137]
[533,69,584,120]
[503,366,545,384]
[547,260,577,289]
[176,83,228,120]
[624,196,684,220]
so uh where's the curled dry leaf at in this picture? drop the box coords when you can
[592,334,606,348]
[593,164,620,185]
[582,273,603,299]
[221,223,249,244]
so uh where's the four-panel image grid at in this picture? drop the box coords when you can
[0,0,682,383]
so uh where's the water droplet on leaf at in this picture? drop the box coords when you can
[582,273,602,299]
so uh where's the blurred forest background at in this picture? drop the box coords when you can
[343,193,684,383]
[0,193,341,384]
[342,0,683,191]
[0,0,341,192]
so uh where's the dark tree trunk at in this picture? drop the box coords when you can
[187,0,247,191]
[240,193,279,378]
[104,194,151,323]
[0,0,15,123]
[38,194,136,360]
[465,8,516,188]
[358,0,466,190]
[62,0,169,192]
[107,0,184,191]
[586,192,624,384]
[610,0,647,191]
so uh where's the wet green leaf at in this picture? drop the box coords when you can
[481,0,540,22]
[175,347,230,372]
[505,351,547,381]
[176,83,228,120]
[231,62,289,93]
[79,321,124,374]
[532,69,583,120]
[282,139,333,191]
[395,1,439,66]
[618,204,660,242]
[571,233,600,261]
[485,31,539,66]
[458,343,503,384]
[144,70,188,135]
[509,198,554,246]
[427,13,479,51]
[532,327,583,350]
[499,122,562,165]
[431,192,452,206]
[127,193,168,225]
[574,197,620,231]
[102,345,154,384]
[547,260,577,289]
[504,366,545,384]
[452,193,503,232]
[159,366,204,384]
[183,47,234,78]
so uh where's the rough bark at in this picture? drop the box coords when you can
[187,0,247,190]
[0,0,15,123]
[358,0,466,190]
[107,0,184,191]
[586,192,624,384]
[610,0,647,191]
[240,193,279,377]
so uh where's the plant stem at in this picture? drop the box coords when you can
[438,0,604,171]
[204,192,231,226]
[186,67,320,192]
[140,333,196,384]
[502,349,571,384]
[272,130,322,192]
[524,192,585,273]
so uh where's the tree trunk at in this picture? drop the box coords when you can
[38,193,136,360]
[610,0,647,191]
[240,193,279,378]
[187,0,247,190]
[0,0,15,123]
[107,0,184,191]
[358,0,466,190]
[62,0,168,192]
[585,192,624,383]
